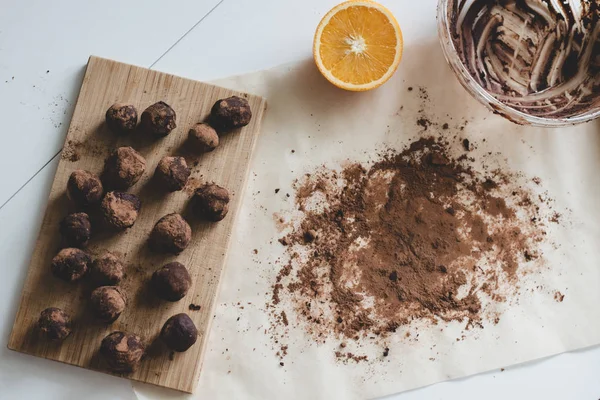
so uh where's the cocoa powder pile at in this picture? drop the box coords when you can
[270,136,556,346]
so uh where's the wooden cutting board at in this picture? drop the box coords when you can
[7,56,267,393]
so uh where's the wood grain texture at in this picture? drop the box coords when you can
[8,56,266,393]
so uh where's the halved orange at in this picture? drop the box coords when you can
[314,1,403,91]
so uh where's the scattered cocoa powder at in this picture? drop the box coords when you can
[62,139,105,162]
[183,177,202,195]
[554,291,565,302]
[269,136,556,345]
[335,351,369,363]
[416,117,431,130]
[62,140,81,162]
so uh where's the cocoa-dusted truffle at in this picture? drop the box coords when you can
[152,262,192,302]
[59,212,91,247]
[51,248,91,282]
[150,213,192,254]
[101,191,141,230]
[141,101,176,137]
[154,156,190,192]
[102,147,146,190]
[67,170,103,207]
[210,96,252,132]
[100,331,145,373]
[160,313,198,352]
[37,307,72,341]
[105,103,138,134]
[90,286,126,323]
[91,251,124,286]
[193,183,230,221]
[188,123,219,152]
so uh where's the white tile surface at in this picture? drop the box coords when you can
[152,0,437,82]
[0,0,222,207]
[1,0,599,399]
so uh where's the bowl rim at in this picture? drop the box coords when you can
[436,0,600,127]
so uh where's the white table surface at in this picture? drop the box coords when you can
[0,0,598,399]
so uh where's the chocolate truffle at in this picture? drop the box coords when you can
[150,213,192,254]
[152,262,192,302]
[141,101,176,137]
[160,313,198,352]
[59,212,91,247]
[188,123,219,152]
[102,147,146,190]
[90,286,127,323]
[37,307,72,341]
[67,170,104,207]
[91,251,124,286]
[209,96,252,132]
[51,248,91,282]
[101,191,141,230]
[100,331,145,373]
[105,103,138,134]
[193,183,230,221]
[154,156,190,192]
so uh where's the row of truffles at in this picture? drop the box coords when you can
[99,313,198,373]
[51,249,123,285]
[38,95,252,373]
[46,248,194,320]
[105,101,176,137]
[105,95,251,140]
[65,167,231,234]
[38,312,197,372]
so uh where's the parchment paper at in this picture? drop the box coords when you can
[134,39,600,399]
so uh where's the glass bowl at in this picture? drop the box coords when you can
[437,0,600,127]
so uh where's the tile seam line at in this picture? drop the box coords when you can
[149,0,225,68]
[0,0,226,213]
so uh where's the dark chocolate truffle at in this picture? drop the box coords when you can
[67,170,104,207]
[188,123,219,152]
[193,183,230,221]
[90,286,127,323]
[141,101,176,137]
[154,156,190,192]
[160,313,198,352]
[51,248,91,282]
[105,103,138,134]
[102,147,146,190]
[209,96,252,132]
[91,251,124,286]
[152,262,192,302]
[100,331,145,373]
[150,213,192,254]
[38,307,72,341]
[101,191,141,230]
[59,212,91,247]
